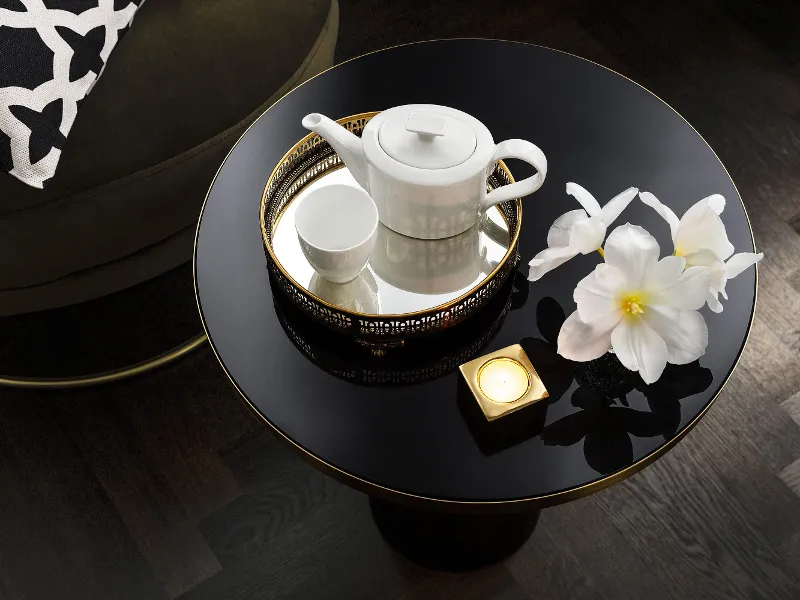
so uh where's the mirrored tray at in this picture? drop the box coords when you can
[261,112,522,344]
[272,268,529,386]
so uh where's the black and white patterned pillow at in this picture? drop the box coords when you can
[0,0,143,189]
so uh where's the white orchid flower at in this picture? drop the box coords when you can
[557,224,711,384]
[639,191,762,312]
[528,183,639,281]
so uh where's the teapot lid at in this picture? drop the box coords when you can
[377,108,477,170]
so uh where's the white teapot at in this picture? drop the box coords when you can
[302,104,547,240]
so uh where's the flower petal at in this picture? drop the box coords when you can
[647,266,710,310]
[703,194,726,215]
[683,249,726,293]
[639,191,680,242]
[674,200,735,260]
[611,317,668,384]
[557,309,622,362]
[603,224,660,289]
[547,209,589,248]
[574,263,627,322]
[528,245,579,281]
[644,255,686,291]
[570,216,607,254]
[566,182,602,217]
[599,187,638,225]
[575,263,627,298]
[643,306,708,365]
[725,252,763,279]
[707,289,723,313]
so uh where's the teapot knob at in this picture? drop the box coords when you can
[406,112,448,138]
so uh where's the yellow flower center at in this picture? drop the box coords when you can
[621,294,646,318]
[674,247,685,257]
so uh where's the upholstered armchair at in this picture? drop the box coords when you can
[0,0,339,316]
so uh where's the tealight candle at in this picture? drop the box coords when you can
[459,344,548,421]
[477,357,531,404]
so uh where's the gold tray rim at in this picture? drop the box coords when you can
[259,110,523,320]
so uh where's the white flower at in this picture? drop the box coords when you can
[528,183,638,281]
[557,224,711,384]
[639,191,762,312]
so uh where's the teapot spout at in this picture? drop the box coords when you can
[302,113,369,191]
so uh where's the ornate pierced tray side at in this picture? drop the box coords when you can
[261,112,523,343]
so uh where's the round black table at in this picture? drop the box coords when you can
[194,40,756,570]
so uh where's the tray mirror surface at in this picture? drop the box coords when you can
[271,167,511,316]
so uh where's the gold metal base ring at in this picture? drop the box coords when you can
[0,334,207,390]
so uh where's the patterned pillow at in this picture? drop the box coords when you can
[0,0,143,189]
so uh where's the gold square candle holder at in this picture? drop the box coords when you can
[458,344,548,421]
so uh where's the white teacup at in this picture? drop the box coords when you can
[295,184,379,283]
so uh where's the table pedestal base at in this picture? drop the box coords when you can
[369,497,539,570]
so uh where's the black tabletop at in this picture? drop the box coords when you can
[194,40,756,511]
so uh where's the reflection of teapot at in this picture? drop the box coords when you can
[369,215,507,295]
[302,104,547,240]
[309,269,379,313]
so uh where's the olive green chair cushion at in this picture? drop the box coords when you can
[0,0,338,315]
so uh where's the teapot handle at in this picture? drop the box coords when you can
[482,139,547,210]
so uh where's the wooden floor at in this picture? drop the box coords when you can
[3,0,800,598]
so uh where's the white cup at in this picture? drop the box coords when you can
[295,184,379,284]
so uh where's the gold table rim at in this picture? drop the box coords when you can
[193,38,759,512]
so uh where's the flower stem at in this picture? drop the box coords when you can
[597,247,605,258]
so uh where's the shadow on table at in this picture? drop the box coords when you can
[529,296,714,474]
[458,296,713,467]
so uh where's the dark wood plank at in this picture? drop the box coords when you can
[725,364,800,474]
[733,317,800,404]
[0,399,167,600]
[780,531,800,566]
[199,431,339,566]
[62,396,222,598]
[781,392,800,427]
[752,264,800,352]
[577,420,800,599]
[393,567,534,600]
[180,485,425,600]
[114,357,242,522]
[169,350,261,453]
[780,459,800,498]
[532,14,630,76]
[671,387,800,547]
[525,500,682,600]
[506,520,608,600]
